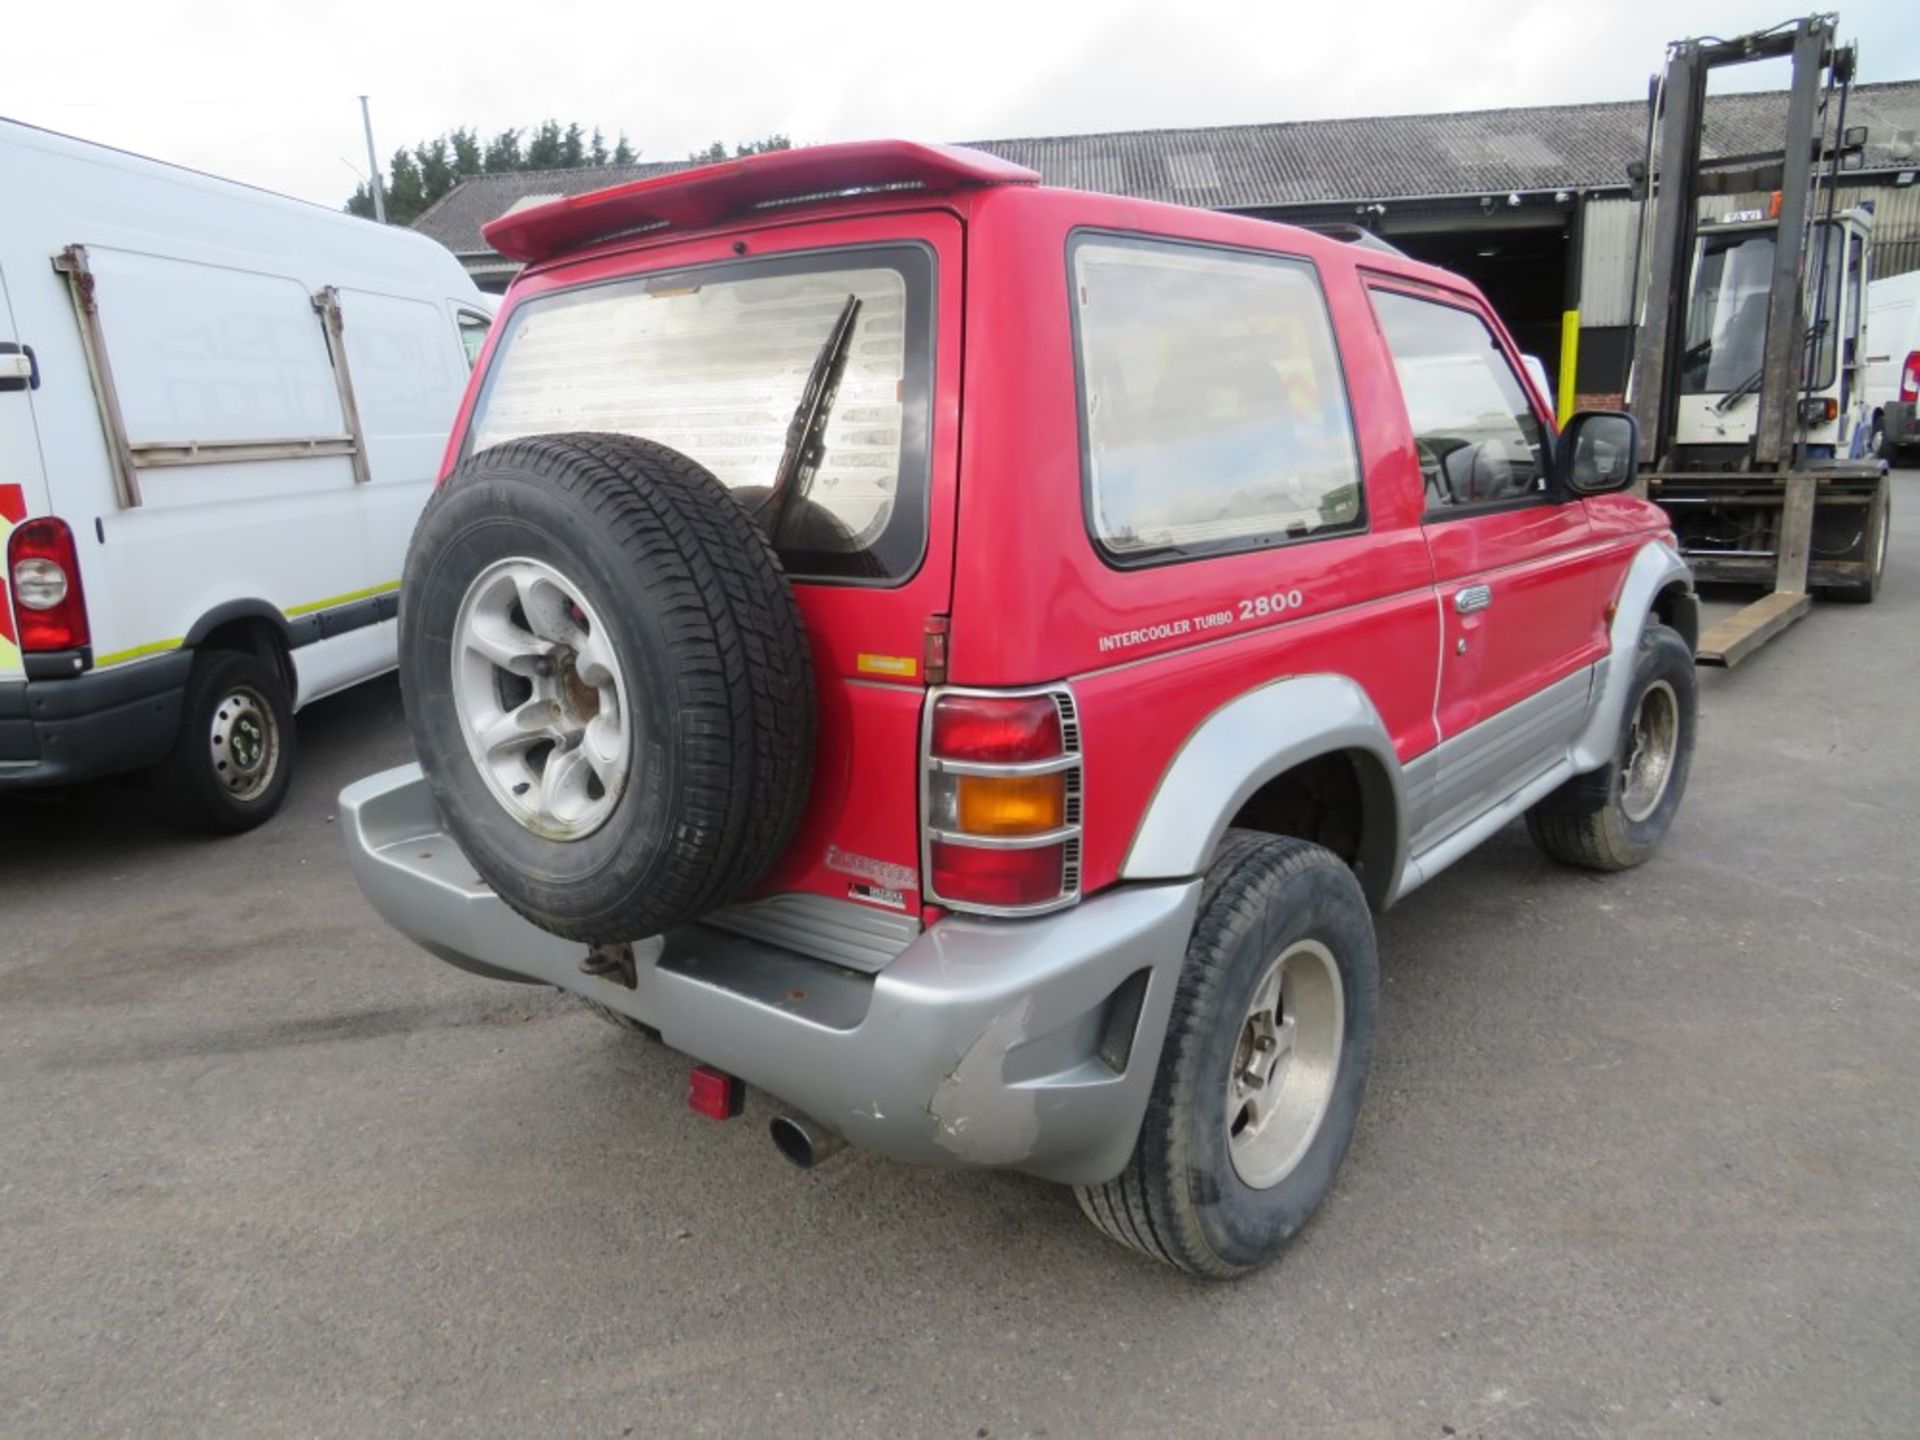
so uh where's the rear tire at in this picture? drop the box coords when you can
[1076,832,1379,1278]
[1527,622,1695,871]
[152,649,295,834]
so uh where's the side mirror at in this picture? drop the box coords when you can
[1555,410,1640,495]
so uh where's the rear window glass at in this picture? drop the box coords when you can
[466,245,934,583]
[1070,234,1363,563]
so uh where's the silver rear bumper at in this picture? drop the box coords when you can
[340,765,1200,1184]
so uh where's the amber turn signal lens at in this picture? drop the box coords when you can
[955,772,1065,835]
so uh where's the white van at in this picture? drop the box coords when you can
[0,119,490,829]
[1866,270,1920,463]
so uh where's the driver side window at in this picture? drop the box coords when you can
[1370,289,1548,515]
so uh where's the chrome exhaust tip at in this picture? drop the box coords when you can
[769,1112,847,1169]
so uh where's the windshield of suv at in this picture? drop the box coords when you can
[466,245,934,582]
[1681,222,1842,396]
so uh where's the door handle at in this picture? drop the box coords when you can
[1455,584,1492,615]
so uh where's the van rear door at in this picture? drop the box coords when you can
[0,260,51,682]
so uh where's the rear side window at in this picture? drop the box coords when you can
[1369,289,1547,513]
[456,308,491,368]
[466,245,933,583]
[1070,235,1364,563]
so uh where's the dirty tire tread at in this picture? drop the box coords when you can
[402,433,814,942]
[1526,622,1695,873]
[625,438,815,911]
[1076,831,1376,1278]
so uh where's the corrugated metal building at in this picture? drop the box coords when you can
[413,82,1920,404]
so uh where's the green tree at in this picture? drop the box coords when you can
[450,126,483,177]
[345,119,662,220]
[414,136,455,208]
[689,134,792,163]
[526,119,565,169]
[384,148,427,224]
[483,127,523,171]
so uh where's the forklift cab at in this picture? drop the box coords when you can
[1674,205,1874,465]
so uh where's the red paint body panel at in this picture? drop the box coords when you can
[452,151,1674,917]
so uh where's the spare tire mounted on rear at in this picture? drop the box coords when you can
[400,432,816,943]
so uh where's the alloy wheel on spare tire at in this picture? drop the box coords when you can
[400,432,816,943]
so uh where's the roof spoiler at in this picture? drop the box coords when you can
[1297,222,1408,259]
[483,141,1042,264]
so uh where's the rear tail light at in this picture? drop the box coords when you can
[1901,350,1919,405]
[7,517,90,652]
[923,688,1081,915]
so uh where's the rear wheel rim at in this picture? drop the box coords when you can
[1226,939,1345,1190]
[210,684,280,802]
[451,556,632,840]
[1619,678,1680,823]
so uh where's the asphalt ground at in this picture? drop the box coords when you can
[3,477,1917,1438]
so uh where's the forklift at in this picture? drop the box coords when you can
[1629,14,1892,667]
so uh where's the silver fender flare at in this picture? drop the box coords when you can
[1569,539,1694,773]
[1119,673,1406,908]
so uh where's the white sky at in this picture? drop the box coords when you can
[5,0,1916,211]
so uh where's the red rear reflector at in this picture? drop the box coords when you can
[931,694,1062,762]
[687,1064,743,1120]
[7,517,90,652]
[930,839,1065,908]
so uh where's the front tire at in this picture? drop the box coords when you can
[152,649,295,833]
[1076,832,1379,1278]
[1527,621,1695,871]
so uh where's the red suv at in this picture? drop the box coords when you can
[343,142,1698,1277]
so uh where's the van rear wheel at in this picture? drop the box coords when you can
[152,649,295,833]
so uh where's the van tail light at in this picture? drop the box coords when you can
[924,689,1081,914]
[1900,350,1919,405]
[7,517,90,652]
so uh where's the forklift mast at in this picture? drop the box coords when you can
[1627,14,1890,666]
[1629,15,1849,471]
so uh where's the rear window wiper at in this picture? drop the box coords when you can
[757,293,862,547]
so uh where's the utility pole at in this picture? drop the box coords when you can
[358,95,387,224]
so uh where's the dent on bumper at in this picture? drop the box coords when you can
[340,765,1201,1184]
